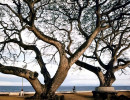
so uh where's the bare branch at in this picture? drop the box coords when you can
[114,61,130,72]
[0,38,51,84]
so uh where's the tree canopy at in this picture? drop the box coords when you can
[75,0,130,86]
[0,0,130,99]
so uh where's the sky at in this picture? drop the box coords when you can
[0,64,130,86]
[0,0,130,87]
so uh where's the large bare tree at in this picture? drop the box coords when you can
[0,0,129,99]
[75,0,130,87]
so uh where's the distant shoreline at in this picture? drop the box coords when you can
[0,86,130,92]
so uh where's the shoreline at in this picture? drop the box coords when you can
[0,91,130,100]
[0,90,130,95]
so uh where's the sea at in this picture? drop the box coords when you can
[0,86,130,92]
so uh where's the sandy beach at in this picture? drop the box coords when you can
[0,91,130,100]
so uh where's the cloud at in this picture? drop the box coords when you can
[0,73,30,86]
[62,78,100,86]
[0,0,14,5]
[0,64,130,86]
[0,81,30,86]
[113,79,130,86]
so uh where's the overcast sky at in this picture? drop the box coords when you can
[0,64,130,86]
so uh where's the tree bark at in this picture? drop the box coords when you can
[39,55,70,99]
[51,57,69,92]
[96,70,105,87]
[28,79,44,98]
[104,70,116,87]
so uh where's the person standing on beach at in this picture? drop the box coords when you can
[20,89,24,96]
[73,86,76,93]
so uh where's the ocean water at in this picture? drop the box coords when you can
[0,86,130,92]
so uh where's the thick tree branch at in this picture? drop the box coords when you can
[76,60,100,74]
[69,27,101,66]
[29,26,66,58]
[75,60,105,86]
[95,0,101,27]
[0,63,38,80]
[67,22,73,55]
[0,63,44,94]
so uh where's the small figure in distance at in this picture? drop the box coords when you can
[73,86,76,93]
[20,89,24,96]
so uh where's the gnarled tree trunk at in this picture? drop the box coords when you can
[75,60,116,87]
[98,70,116,87]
